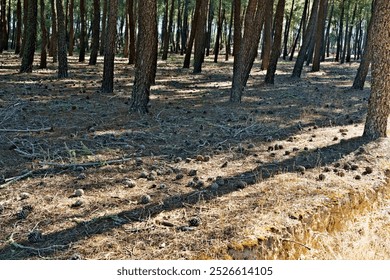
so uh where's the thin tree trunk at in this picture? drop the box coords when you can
[130,0,157,113]
[79,0,86,61]
[230,0,266,102]
[128,0,135,64]
[50,0,58,62]
[282,0,294,60]
[15,0,21,54]
[20,0,28,57]
[225,2,233,61]
[352,4,374,90]
[291,0,320,78]
[260,0,273,70]
[56,0,68,77]
[289,0,309,61]
[162,0,174,60]
[193,0,208,73]
[323,0,333,59]
[233,0,241,58]
[345,2,356,63]
[312,0,328,71]
[265,0,285,84]
[213,0,223,62]
[363,0,389,139]
[39,0,48,68]
[175,0,182,53]
[89,0,100,65]
[181,0,189,55]
[205,0,213,56]
[100,0,107,55]
[101,0,118,93]
[68,0,74,55]
[20,0,38,72]
[335,0,345,62]
[341,0,350,64]
[183,0,200,68]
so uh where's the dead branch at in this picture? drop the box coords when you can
[0,127,53,133]
[0,170,34,189]
[39,157,133,169]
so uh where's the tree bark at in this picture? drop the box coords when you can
[230,0,266,102]
[162,0,174,60]
[128,0,135,64]
[233,0,241,58]
[260,0,273,70]
[56,0,68,78]
[265,0,285,84]
[225,2,233,61]
[68,0,74,55]
[363,0,390,139]
[101,0,118,93]
[78,0,86,62]
[213,0,223,63]
[345,2,357,63]
[50,0,58,62]
[100,0,107,55]
[130,0,157,113]
[291,0,320,78]
[324,0,334,59]
[89,0,100,65]
[335,0,345,62]
[39,0,48,68]
[352,4,374,90]
[20,0,38,72]
[282,0,294,60]
[15,0,22,54]
[183,0,200,68]
[193,0,208,73]
[312,0,328,72]
[289,0,308,61]
[180,0,188,55]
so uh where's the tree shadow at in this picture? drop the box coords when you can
[0,135,372,260]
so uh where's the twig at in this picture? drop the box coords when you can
[1,170,34,189]
[281,239,312,250]
[39,157,133,169]
[0,127,53,133]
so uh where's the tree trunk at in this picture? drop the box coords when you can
[79,0,86,61]
[323,0,333,59]
[352,5,374,90]
[312,0,328,72]
[282,0,294,60]
[205,0,213,56]
[15,0,22,54]
[193,0,208,73]
[162,0,174,60]
[130,0,157,113]
[20,0,37,72]
[50,0,58,62]
[0,0,7,51]
[291,0,320,78]
[56,0,68,78]
[265,0,285,84]
[289,0,308,61]
[345,2,357,63]
[68,0,74,55]
[183,0,200,68]
[101,0,118,93]
[225,2,233,61]
[180,0,188,55]
[230,0,266,102]
[128,0,135,64]
[213,0,223,63]
[89,0,100,65]
[175,0,182,53]
[335,0,344,62]
[233,0,241,58]
[363,0,390,139]
[39,0,48,68]
[260,0,273,70]
[100,0,107,55]
[341,0,350,64]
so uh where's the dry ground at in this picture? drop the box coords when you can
[0,52,389,260]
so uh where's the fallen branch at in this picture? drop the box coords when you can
[39,157,133,169]
[0,127,53,133]
[0,170,34,189]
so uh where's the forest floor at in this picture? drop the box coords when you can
[0,52,389,260]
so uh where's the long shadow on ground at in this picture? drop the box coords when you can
[0,135,372,259]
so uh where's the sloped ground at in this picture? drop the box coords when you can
[0,52,389,259]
